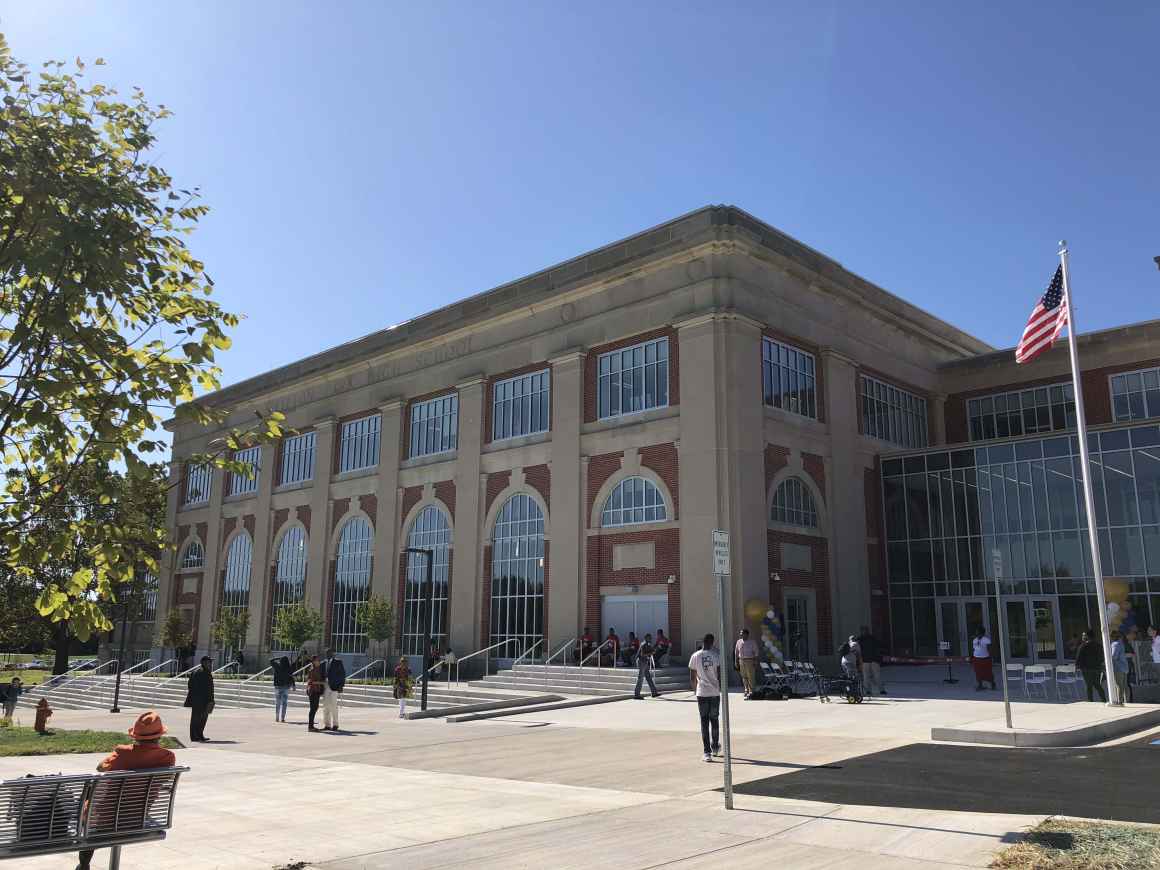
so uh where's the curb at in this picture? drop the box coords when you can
[931,706,1160,747]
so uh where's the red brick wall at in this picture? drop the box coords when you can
[221,517,237,551]
[523,464,551,506]
[482,362,551,446]
[361,494,378,529]
[764,445,790,497]
[331,498,351,536]
[243,514,255,538]
[196,522,208,545]
[763,327,826,423]
[484,470,512,519]
[434,480,456,519]
[585,528,682,650]
[639,443,680,516]
[296,505,311,533]
[767,529,832,653]
[943,357,1160,443]
[586,451,624,525]
[272,508,289,540]
[801,452,826,499]
[583,327,679,423]
[400,486,422,529]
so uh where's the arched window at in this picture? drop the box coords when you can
[270,526,307,647]
[222,533,253,614]
[401,506,451,655]
[771,478,818,529]
[601,476,667,527]
[331,517,373,654]
[180,540,205,570]
[490,494,544,656]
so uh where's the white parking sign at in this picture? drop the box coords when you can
[713,529,730,575]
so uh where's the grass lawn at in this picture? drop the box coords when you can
[0,668,50,687]
[0,727,181,757]
[992,818,1160,869]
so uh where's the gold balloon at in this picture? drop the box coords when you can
[1104,578,1129,603]
[744,599,768,624]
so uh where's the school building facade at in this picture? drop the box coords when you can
[150,205,1160,668]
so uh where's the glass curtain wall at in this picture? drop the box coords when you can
[883,423,1160,659]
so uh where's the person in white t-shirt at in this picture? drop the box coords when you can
[970,626,996,690]
[688,633,722,762]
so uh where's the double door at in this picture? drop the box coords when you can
[938,596,1062,663]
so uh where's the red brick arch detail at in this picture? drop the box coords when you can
[801,452,826,503]
[484,471,512,519]
[764,445,790,494]
[400,486,422,529]
[638,443,679,516]
[434,480,456,520]
[523,464,550,506]
[331,498,351,537]
[360,494,377,529]
[586,452,624,526]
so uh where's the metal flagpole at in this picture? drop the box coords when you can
[715,572,734,810]
[1058,241,1121,706]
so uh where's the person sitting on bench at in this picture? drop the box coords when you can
[622,632,640,667]
[653,630,671,666]
[77,711,176,870]
[576,627,596,663]
[602,628,620,666]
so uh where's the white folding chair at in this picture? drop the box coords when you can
[1054,664,1080,701]
[1005,663,1026,696]
[1024,665,1050,700]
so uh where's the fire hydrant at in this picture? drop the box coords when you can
[33,698,52,734]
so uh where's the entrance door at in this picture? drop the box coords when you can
[1004,599,1031,660]
[1031,598,1061,662]
[785,594,810,662]
[937,599,989,658]
[600,595,668,640]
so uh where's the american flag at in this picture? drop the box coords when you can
[1015,265,1068,364]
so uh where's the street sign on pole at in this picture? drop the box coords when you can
[992,547,1013,729]
[713,529,731,576]
[712,529,733,810]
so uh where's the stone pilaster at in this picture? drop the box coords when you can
[372,398,404,608]
[245,442,277,653]
[304,417,337,618]
[448,376,485,654]
[548,350,584,648]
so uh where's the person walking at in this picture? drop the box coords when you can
[270,655,295,722]
[970,626,997,691]
[184,656,214,742]
[1075,630,1107,702]
[305,654,324,732]
[634,634,660,699]
[734,629,759,699]
[320,648,346,731]
[393,657,412,718]
[857,625,886,696]
[1110,631,1131,703]
[688,633,722,763]
[1,677,22,719]
[76,711,176,870]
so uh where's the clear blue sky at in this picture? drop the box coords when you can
[4,3,1158,397]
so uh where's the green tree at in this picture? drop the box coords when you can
[356,595,396,660]
[0,35,283,638]
[0,561,50,662]
[156,608,191,675]
[210,607,250,667]
[271,602,324,658]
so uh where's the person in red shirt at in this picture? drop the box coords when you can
[78,711,176,869]
[604,629,621,667]
[577,627,595,663]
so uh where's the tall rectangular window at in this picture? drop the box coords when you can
[967,382,1074,441]
[183,463,212,506]
[338,414,381,472]
[492,370,550,441]
[279,431,316,486]
[762,337,816,419]
[409,395,458,458]
[229,446,261,496]
[861,375,928,448]
[1111,367,1160,422]
[597,336,669,420]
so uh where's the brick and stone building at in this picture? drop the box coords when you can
[147,205,1160,669]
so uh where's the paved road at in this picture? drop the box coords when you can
[733,731,1160,823]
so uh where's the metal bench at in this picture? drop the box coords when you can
[0,766,188,868]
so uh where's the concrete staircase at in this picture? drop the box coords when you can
[471,663,690,697]
[24,673,560,718]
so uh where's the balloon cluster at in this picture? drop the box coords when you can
[744,597,786,663]
[1103,578,1136,635]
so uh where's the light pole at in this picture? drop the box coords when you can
[404,547,434,712]
[110,583,132,713]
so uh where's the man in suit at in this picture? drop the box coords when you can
[185,655,215,742]
[320,648,346,731]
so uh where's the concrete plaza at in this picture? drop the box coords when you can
[10,667,1142,869]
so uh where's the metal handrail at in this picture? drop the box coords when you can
[37,659,106,694]
[241,665,274,684]
[510,638,545,690]
[292,663,311,680]
[68,660,122,706]
[453,638,520,685]
[346,659,385,683]
[579,640,614,695]
[136,659,177,678]
[120,659,153,677]
[544,637,577,667]
[172,664,199,680]
[211,661,240,677]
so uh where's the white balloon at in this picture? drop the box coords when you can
[1107,602,1120,615]
[766,610,775,619]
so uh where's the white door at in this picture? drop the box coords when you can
[601,595,668,638]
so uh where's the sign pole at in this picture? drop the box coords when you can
[992,548,1013,729]
[712,530,734,810]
